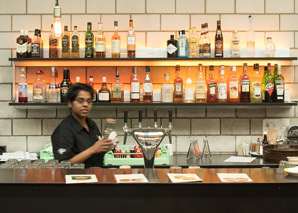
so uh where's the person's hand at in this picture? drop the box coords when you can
[90,138,113,154]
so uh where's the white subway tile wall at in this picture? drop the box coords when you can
[0,0,297,153]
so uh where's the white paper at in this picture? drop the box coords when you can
[217,173,253,182]
[114,174,148,183]
[0,151,38,161]
[167,173,202,183]
[224,156,256,163]
[65,174,98,184]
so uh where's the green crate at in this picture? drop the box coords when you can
[40,143,54,163]
[104,144,169,166]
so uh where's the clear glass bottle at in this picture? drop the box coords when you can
[61,26,70,58]
[274,65,284,102]
[228,66,239,102]
[250,64,262,103]
[230,30,240,57]
[217,65,227,103]
[95,22,106,58]
[240,63,250,102]
[49,24,58,58]
[98,76,110,103]
[48,67,58,103]
[112,21,121,58]
[178,30,188,58]
[33,70,46,103]
[143,66,153,103]
[111,68,124,103]
[184,67,194,103]
[174,65,183,102]
[195,64,206,103]
[207,65,217,103]
[85,22,94,58]
[18,67,28,103]
[71,26,80,58]
[161,73,173,103]
[215,20,223,58]
[188,28,198,58]
[246,15,255,57]
[264,37,275,57]
[130,67,140,103]
[202,23,211,58]
[127,20,136,58]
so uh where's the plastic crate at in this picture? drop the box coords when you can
[39,143,54,163]
[104,144,169,166]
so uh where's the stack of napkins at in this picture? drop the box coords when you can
[0,151,38,161]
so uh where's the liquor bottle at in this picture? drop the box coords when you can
[55,69,60,101]
[274,65,284,102]
[178,30,188,58]
[61,26,70,58]
[130,67,140,103]
[228,66,239,102]
[61,69,70,103]
[240,63,250,102]
[24,30,31,58]
[264,37,275,57]
[33,70,46,103]
[184,67,194,103]
[38,29,43,57]
[230,30,240,57]
[273,64,278,80]
[89,75,98,102]
[32,29,42,57]
[76,76,80,84]
[18,67,28,103]
[49,24,58,58]
[195,64,206,102]
[67,69,72,88]
[161,73,173,103]
[111,68,124,102]
[198,24,205,57]
[215,20,223,58]
[167,35,178,58]
[265,64,275,102]
[85,22,94,58]
[98,77,111,103]
[250,64,262,103]
[261,65,269,102]
[95,22,106,58]
[202,23,211,58]
[48,67,59,103]
[217,65,227,103]
[246,15,255,57]
[262,131,269,146]
[71,26,80,58]
[16,29,28,58]
[188,28,198,58]
[174,65,183,102]
[112,21,121,58]
[143,66,153,103]
[207,65,217,103]
[127,20,136,58]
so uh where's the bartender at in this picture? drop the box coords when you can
[51,83,113,168]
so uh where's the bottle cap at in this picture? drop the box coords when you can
[114,21,118,27]
[198,64,203,71]
[170,35,174,40]
[253,64,259,71]
[181,30,185,34]
[176,65,180,71]
[74,26,77,30]
[230,66,236,72]
[20,29,25,35]
[64,26,68,31]
[209,65,214,71]
[133,66,137,73]
[146,66,150,72]
[89,76,93,82]
[36,70,43,75]
[102,76,106,82]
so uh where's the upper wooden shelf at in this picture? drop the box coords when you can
[9,57,297,67]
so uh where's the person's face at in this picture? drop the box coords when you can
[68,90,93,118]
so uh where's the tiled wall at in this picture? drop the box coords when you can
[0,0,298,154]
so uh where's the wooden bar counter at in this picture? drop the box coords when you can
[0,167,298,212]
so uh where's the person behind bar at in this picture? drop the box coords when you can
[51,83,113,168]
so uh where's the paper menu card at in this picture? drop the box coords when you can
[114,174,148,183]
[65,174,98,184]
[224,156,256,163]
[217,173,253,183]
[167,173,202,183]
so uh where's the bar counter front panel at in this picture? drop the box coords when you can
[0,167,298,213]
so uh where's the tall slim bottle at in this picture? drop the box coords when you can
[127,20,136,58]
[250,64,262,103]
[202,23,211,58]
[240,63,250,102]
[184,67,194,103]
[24,30,31,57]
[178,30,188,58]
[217,65,227,103]
[167,35,178,58]
[71,26,80,58]
[275,65,284,102]
[85,22,94,58]
[228,66,239,102]
[265,64,275,102]
[61,69,70,103]
[174,65,183,102]
[261,65,269,102]
[161,74,173,103]
[95,22,106,58]
[49,24,58,58]
[89,76,98,102]
[195,64,206,102]
[143,66,153,103]
[33,70,46,103]
[188,28,198,58]
[247,15,255,57]
[16,29,28,58]
[215,20,223,58]
[18,67,28,103]
[207,65,217,103]
[48,67,58,103]
[61,26,70,58]
[112,21,121,58]
[130,67,140,103]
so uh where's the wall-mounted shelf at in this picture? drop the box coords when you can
[9,57,297,67]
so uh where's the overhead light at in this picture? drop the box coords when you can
[53,0,63,38]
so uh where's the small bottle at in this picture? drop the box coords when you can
[112,21,121,58]
[228,66,239,102]
[127,20,136,58]
[188,28,198,58]
[274,65,284,102]
[174,65,183,102]
[265,64,275,102]
[75,76,80,84]
[130,67,140,103]
[49,24,58,58]
[264,37,275,57]
[161,73,173,103]
[67,69,72,88]
[262,131,269,146]
[178,30,188,58]
[246,15,255,57]
[230,30,240,57]
[98,77,111,102]
[215,20,223,58]
[207,65,217,103]
[24,30,31,58]
[55,69,60,101]
[33,70,46,103]
[111,69,124,103]
[18,67,28,103]
[61,26,70,58]
[37,29,43,57]
[184,67,194,103]
[95,22,106,58]
[217,65,227,103]
[250,64,262,103]
[48,67,59,103]
[195,64,206,103]
[167,35,178,58]
[240,63,250,102]
[85,22,94,58]
[71,26,80,58]
[16,29,28,58]
[32,29,42,57]
[202,23,211,58]
[256,138,261,154]
[60,68,70,103]
[89,75,98,102]
[143,66,153,103]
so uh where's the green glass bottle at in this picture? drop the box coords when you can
[85,22,94,58]
[273,64,278,80]
[261,64,269,102]
[264,65,275,102]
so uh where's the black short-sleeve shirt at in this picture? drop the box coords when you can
[51,114,103,168]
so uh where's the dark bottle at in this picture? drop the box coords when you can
[215,20,223,57]
[89,76,98,102]
[262,131,269,146]
[85,22,94,58]
[265,64,275,102]
[240,63,250,102]
[60,69,70,103]
[16,29,28,58]
[167,35,178,58]
[207,65,217,103]
[66,69,72,88]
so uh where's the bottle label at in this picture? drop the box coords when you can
[215,41,223,56]
[127,37,135,45]
[178,38,187,56]
[241,80,250,92]
[18,83,27,98]
[31,43,40,55]
[232,39,239,46]
[184,89,194,101]
[33,85,44,99]
[49,38,58,46]
[61,87,68,96]
[112,40,121,53]
[131,93,140,99]
[62,36,69,53]
[196,81,206,99]
[208,83,216,95]
[28,43,32,53]
[85,37,93,48]
[113,87,122,99]
[167,43,177,54]
[131,82,140,93]
[202,43,211,54]
[161,86,173,102]
[265,81,274,96]
[175,83,182,93]
[143,83,152,93]
[253,82,261,98]
[95,41,105,52]
[218,83,227,99]
[72,35,79,53]
[276,85,284,96]
[17,43,28,54]
[98,93,110,101]
[229,81,238,99]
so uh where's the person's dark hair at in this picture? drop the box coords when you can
[67,83,94,102]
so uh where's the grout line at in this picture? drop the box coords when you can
[264,0,266,14]
[175,0,176,14]
[85,0,87,14]
[115,0,117,14]
[204,0,206,14]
